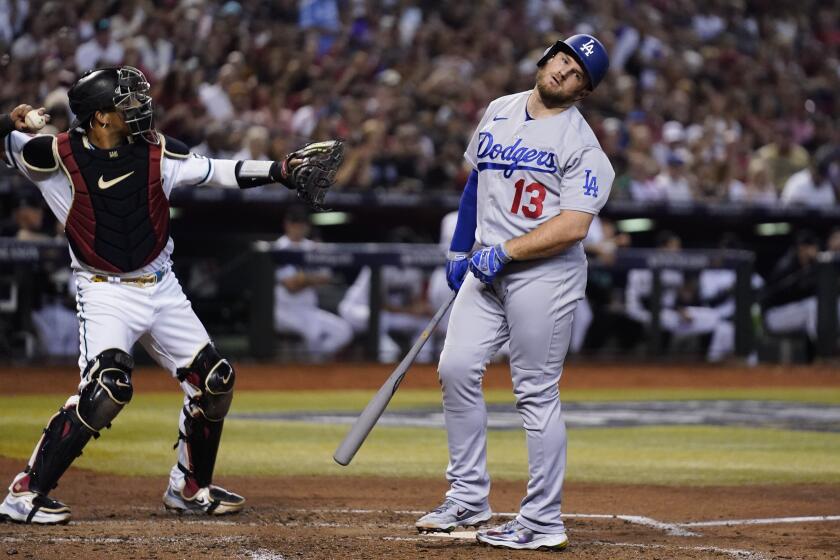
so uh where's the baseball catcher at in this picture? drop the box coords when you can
[0,65,341,524]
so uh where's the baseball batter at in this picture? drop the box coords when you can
[415,35,613,550]
[0,66,341,524]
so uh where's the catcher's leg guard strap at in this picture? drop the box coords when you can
[176,344,235,487]
[27,406,94,494]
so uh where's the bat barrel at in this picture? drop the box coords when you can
[333,291,456,466]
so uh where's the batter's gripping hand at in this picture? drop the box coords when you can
[469,243,512,284]
[277,140,344,211]
[446,251,470,292]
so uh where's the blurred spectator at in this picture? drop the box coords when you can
[198,64,236,123]
[653,153,693,203]
[273,205,353,361]
[133,17,174,80]
[192,122,235,159]
[781,145,840,207]
[652,121,693,169]
[299,0,340,45]
[750,122,810,193]
[729,162,778,207]
[75,18,124,73]
[234,126,271,160]
[628,153,662,202]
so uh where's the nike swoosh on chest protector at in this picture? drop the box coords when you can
[97,171,135,190]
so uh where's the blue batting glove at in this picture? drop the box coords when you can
[469,243,512,284]
[446,251,470,292]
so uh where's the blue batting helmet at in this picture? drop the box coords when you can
[537,34,609,90]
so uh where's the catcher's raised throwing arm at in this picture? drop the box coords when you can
[1,105,343,212]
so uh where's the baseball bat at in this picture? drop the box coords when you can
[333,290,457,466]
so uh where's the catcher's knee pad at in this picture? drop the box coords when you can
[176,343,234,421]
[77,348,134,432]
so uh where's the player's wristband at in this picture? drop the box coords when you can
[496,242,512,263]
[0,114,14,139]
[233,160,289,189]
[447,251,469,261]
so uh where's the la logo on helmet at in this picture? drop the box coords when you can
[580,39,596,57]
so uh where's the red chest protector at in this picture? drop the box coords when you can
[56,132,169,273]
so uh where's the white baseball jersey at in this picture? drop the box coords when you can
[3,130,243,276]
[2,129,248,374]
[273,235,320,308]
[465,91,614,255]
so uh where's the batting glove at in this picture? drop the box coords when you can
[469,243,512,285]
[446,251,470,292]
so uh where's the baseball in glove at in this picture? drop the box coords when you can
[276,140,344,211]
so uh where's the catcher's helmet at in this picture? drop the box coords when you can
[68,66,155,142]
[537,34,609,90]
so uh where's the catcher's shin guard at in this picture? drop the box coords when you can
[27,349,134,494]
[175,344,235,487]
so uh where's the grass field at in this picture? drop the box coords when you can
[1,388,839,485]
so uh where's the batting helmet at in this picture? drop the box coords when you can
[537,34,609,90]
[68,66,155,141]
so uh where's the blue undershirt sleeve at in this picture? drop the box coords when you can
[449,170,478,253]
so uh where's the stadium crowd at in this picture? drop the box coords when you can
[0,0,838,201]
[2,0,840,363]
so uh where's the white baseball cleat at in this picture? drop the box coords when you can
[476,519,569,550]
[0,472,71,525]
[415,498,492,533]
[163,481,245,515]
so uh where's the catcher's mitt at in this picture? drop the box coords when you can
[279,140,344,211]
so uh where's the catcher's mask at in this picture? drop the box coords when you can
[68,66,157,143]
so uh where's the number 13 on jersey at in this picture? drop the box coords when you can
[510,179,547,218]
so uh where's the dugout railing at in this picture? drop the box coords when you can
[817,251,839,358]
[254,243,760,362]
[2,237,838,363]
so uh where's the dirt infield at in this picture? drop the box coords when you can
[1,456,838,559]
[1,363,839,559]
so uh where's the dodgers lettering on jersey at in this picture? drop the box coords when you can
[475,133,558,177]
[464,91,615,252]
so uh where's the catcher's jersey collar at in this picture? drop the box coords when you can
[81,133,138,160]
